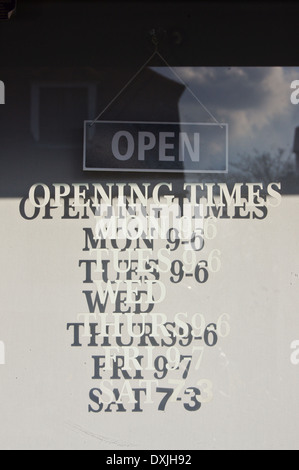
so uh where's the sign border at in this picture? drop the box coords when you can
[83,121,229,174]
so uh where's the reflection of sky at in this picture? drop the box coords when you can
[152,67,299,164]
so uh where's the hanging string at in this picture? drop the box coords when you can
[89,48,158,127]
[155,51,223,128]
[89,42,222,128]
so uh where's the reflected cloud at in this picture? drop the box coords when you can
[153,66,299,150]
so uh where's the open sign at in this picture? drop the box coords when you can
[84,121,228,173]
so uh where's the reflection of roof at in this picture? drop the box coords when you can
[102,67,185,122]
[31,67,186,122]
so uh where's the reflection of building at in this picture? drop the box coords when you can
[0,67,185,198]
[85,66,185,171]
